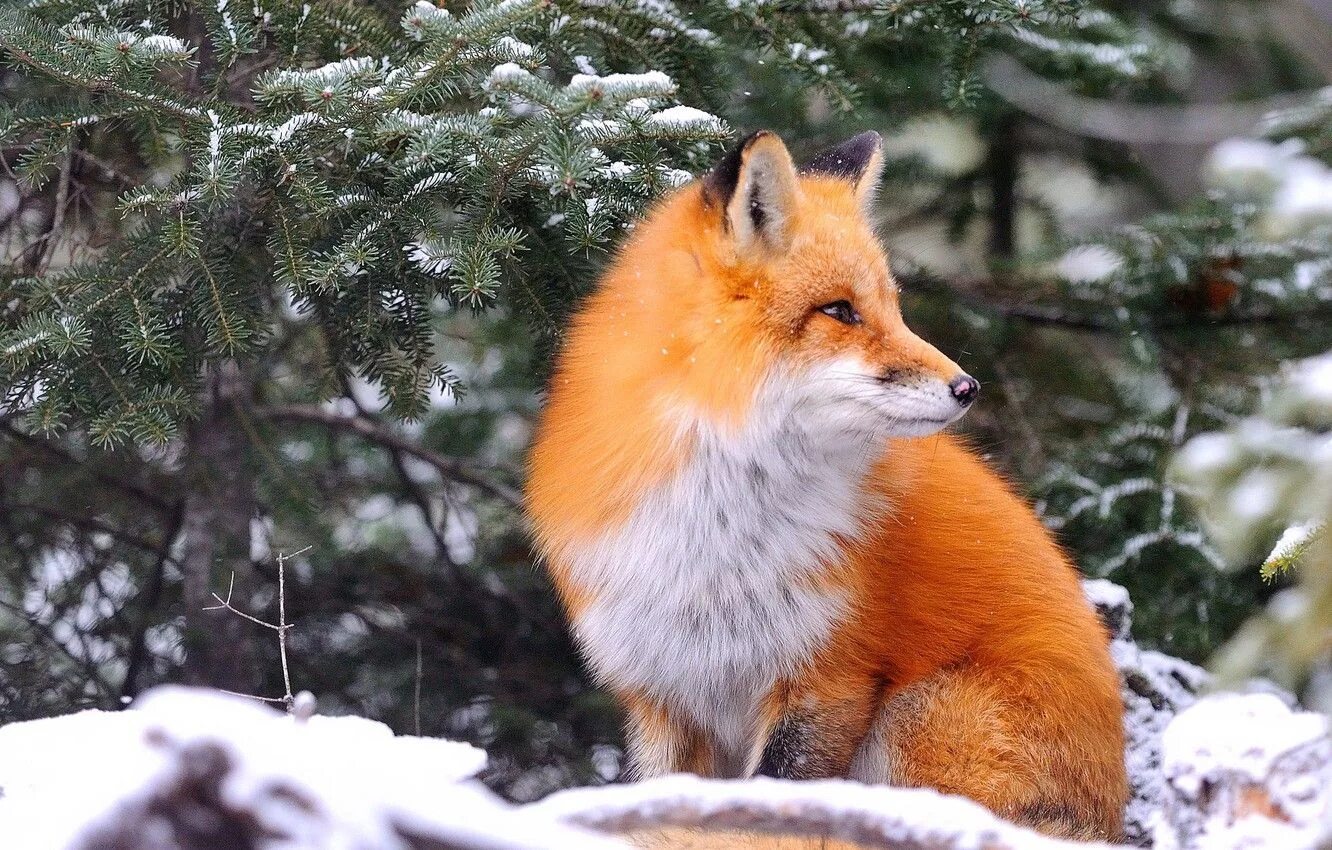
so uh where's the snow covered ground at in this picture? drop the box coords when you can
[0,582,1327,850]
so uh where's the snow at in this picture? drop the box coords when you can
[1207,138,1305,196]
[487,62,533,87]
[1266,522,1319,568]
[564,70,675,100]
[1285,351,1332,411]
[1156,693,1331,850]
[136,33,193,59]
[1174,432,1240,480]
[1058,244,1124,284]
[216,0,238,48]
[787,42,830,63]
[406,239,453,275]
[0,583,1325,850]
[1270,158,1332,235]
[266,57,382,93]
[497,35,535,58]
[1084,579,1213,845]
[881,115,985,176]
[1207,137,1332,236]
[647,105,724,132]
[270,112,323,144]
[1083,577,1131,615]
[1227,468,1282,522]
[205,109,224,182]
[1008,26,1149,78]
[660,167,693,187]
[533,775,1108,850]
[0,687,615,850]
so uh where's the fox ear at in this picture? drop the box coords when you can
[803,131,884,210]
[703,130,800,251]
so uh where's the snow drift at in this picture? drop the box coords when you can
[0,582,1327,850]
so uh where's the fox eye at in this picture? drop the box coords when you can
[817,300,861,325]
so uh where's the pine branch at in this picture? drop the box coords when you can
[0,10,209,124]
[983,55,1315,145]
[904,273,1332,333]
[252,403,522,506]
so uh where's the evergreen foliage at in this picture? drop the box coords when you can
[1175,351,1332,708]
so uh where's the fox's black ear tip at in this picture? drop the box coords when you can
[803,130,883,181]
[704,130,776,207]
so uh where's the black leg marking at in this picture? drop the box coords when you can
[756,713,841,780]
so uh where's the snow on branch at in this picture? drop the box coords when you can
[647,105,728,136]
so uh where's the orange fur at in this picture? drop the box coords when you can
[526,131,1127,842]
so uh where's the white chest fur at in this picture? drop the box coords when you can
[565,369,882,772]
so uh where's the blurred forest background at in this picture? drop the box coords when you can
[1,0,1330,801]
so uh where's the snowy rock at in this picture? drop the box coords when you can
[1085,578,1134,641]
[0,686,621,850]
[1087,579,1211,846]
[533,775,1122,850]
[1083,580,1317,848]
[0,591,1322,850]
[1155,693,1331,850]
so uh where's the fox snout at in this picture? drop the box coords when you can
[868,324,978,426]
[949,374,980,406]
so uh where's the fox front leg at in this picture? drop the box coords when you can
[622,693,715,779]
[753,680,881,780]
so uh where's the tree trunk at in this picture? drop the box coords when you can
[179,361,259,693]
[986,113,1020,264]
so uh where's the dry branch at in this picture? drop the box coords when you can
[202,546,310,710]
[253,404,522,507]
[982,55,1315,145]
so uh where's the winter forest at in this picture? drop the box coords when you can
[0,0,1330,848]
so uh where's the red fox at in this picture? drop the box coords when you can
[526,131,1127,841]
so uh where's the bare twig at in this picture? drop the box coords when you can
[217,688,288,704]
[203,546,311,711]
[204,572,287,630]
[276,547,298,705]
[414,638,423,737]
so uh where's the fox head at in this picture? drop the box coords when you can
[530,130,981,543]
[684,129,979,437]
[553,130,976,435]
[532,130,979,535]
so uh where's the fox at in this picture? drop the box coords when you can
[525,130,1128,842]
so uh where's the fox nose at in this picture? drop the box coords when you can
[949,375,980,407]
